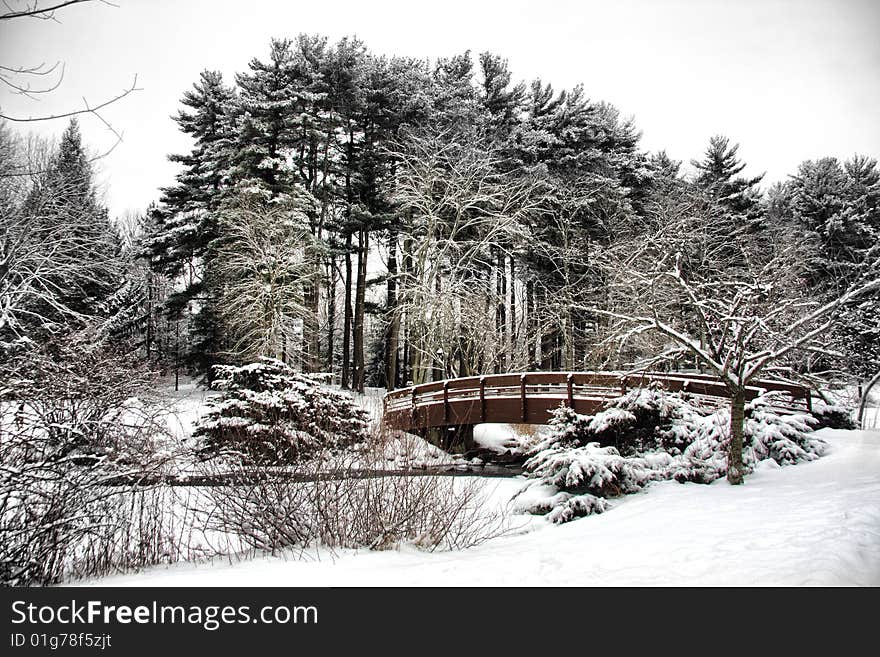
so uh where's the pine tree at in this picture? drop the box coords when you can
[231,39,305,195]
[432,51,480,127]
[149,70,236,273]
[785,156,879,289]
[691,135,764,219]
[646,150,685,202]
[511,82,648,370]
[22,119,121,330]
[784,155,880,384]
[478,52,525,143]
[684,135,767,282]
[144,70,237,376]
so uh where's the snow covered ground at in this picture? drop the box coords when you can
[90,427,880,587]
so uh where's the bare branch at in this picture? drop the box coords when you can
[0,73,140,122]
[0,0,105,20]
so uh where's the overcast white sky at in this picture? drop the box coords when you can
[1,0,878,218]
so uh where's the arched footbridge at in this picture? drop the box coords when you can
[382,371,812,452]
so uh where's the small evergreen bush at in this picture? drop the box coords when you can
[194,358,369,463]
[520,388,830,523]
[537,385,703,456]
[809,400,857,430]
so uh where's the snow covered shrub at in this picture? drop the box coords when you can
[194,358,369,464]
[525,491,610,524]
[519,389,830,523]
[523,442,653,498]
[672,412,729,484]
[676,393,827,483]
[518,391,705,523]
[519,438,668,523]
[537,386,705,456]
[745,394,827,465]
[1,469,195,586]
[810,400,857,430]
[0,334,184,585]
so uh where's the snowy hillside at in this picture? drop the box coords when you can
[90,427,880,587]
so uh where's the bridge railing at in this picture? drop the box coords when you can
[383,371,811,431]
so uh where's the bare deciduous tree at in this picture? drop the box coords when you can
[214,189,319,364]
[391,129,540,383]
[0,0,140,168]
[593,210,880,484]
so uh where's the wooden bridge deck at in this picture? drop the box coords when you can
[383,371,811,438]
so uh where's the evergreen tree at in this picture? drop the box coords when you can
[783,155,880,382]
[148,70,236,275]
[786,156,878,289]
[512,82,648,369]
[478,52,525,142]
[432,51,480,127]
[684,135,767,282]
[232,39,305,195]
[21,119,121,331]
[646,150,686,205]
[144,70,236,376]
[691,135,764,220]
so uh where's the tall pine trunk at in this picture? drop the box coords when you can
[538,286,555,370]
[326,258,336,373]
[495,248,507,372]
[353,227,368,393]
[144,267,154,360]
[526,278,537,370]
[302,266,319,373]
[341,125,355,389]
[342,231,353,389]
[497,248,507,371]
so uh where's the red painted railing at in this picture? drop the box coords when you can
[383,371,811,432]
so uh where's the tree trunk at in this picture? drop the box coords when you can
[496,247,506,371]
[526,279,538,369]
[353,227,368,393]
[341,124,355,389]
[326,258,336,374]
[144,267,153,360]
[858,370,880,425]
[509,256,516,358]
[401,233,413,385]
[539,287,555,370]
[727,388,746,485]
[301,226,321,373]
[385,228,399,390]
[341,231,353,389]
[562,302,574,370]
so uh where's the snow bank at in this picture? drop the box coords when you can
[89,428,880,587]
